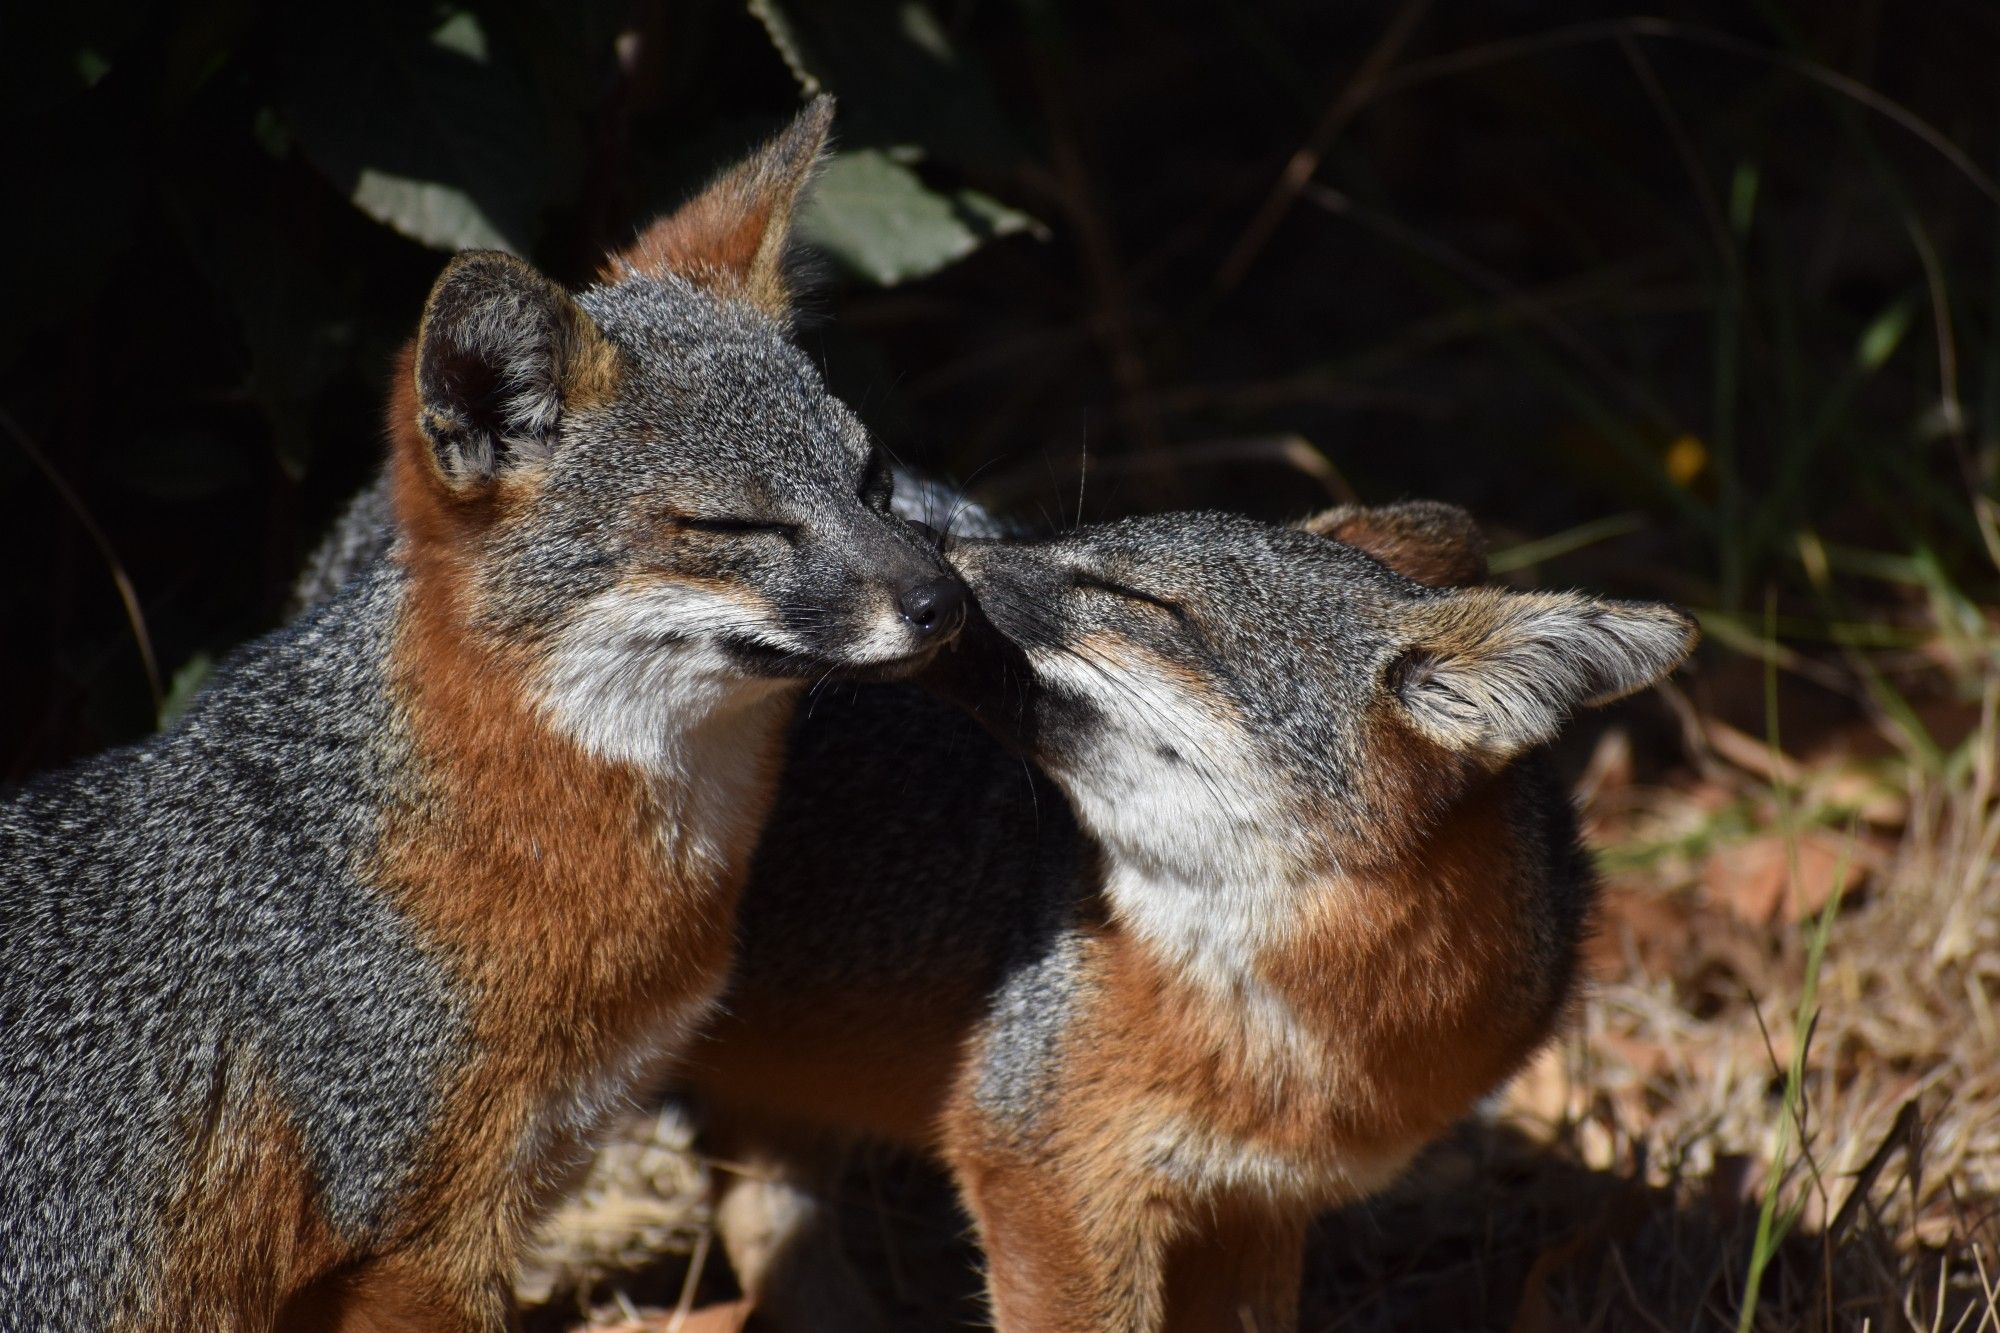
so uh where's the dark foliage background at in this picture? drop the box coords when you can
[4,0,1996,783]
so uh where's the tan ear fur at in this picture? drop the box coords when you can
[1299,500,1488,588]
[1394,589,1698,758]
[604,96,834,320]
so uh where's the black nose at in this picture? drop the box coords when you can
[898,576,965,637]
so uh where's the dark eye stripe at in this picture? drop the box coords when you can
[1073,573,1185,618]
[667,514,798,539]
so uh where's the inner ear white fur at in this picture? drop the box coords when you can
[1394,590,1697,757]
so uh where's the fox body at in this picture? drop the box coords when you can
[0,99,964,1332]
[672,503,1696,1332]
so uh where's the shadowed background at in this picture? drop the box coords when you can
[4,3,1998,1329]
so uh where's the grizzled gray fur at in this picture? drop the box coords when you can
[292,463,1004,614]
[0,564,466,1326]
[290,477,396,613]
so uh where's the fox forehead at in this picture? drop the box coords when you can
[1034,516,1419,731]
[571,276,870,487]
[961,517,1434,858]
[1076,511,1415,607]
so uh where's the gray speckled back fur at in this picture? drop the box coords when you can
[0,565,467,1326]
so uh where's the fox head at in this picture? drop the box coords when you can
[946,504,1695,884]
[388,98,963,769]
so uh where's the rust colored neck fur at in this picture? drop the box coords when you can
[1269,769,1557,1142]
[1076,765,1565,1172]
[376,345,784,1036]
[386,341,500,553]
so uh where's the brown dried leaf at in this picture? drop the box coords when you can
[1703,830,1868,926]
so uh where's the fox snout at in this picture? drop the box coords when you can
[897,574,965,639]
[788,520,967,679]
[934,538,1060,655]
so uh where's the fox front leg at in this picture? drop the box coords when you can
[951,1149,1172,1333]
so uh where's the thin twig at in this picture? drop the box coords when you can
[1214,0,1433,296]
[1025,46,1164,455]
[1369,19,2000,207]
[0,404,163,710]
[976,433,1356,513]
[664,1222,713,1332]
[1615,28,1736,274]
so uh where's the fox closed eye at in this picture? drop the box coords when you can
[663,512,800,540]
[1072,572,1183,618]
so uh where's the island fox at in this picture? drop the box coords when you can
[672,501,1696,1331]
[0,97,967,1333]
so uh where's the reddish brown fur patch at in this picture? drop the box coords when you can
[948,1146,1171,1333]
[1057,727,1543,1171]
[361,555,769,1285]
[148,1075,348,1332]
[602,100,832,320]
[280,366,793,1313]
[1345,519,1485,586]
[1267,772,1550,1153]
[388,341,493,551]
[689,979,980,1150]
[1159,1206,1306,1333]
[919,741,1560,1329]
[1301,503,1489,588]
[615,194,775,296]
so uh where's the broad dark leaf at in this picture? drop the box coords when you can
[275,5,588,253]
[748,0,1024,169]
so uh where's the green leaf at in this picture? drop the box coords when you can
[159,653,214,730]
[800,149,1037,286]
[349,169,512,253]
[1854,299,1914,373]
[0,1,154,118]
[748,0,1023,169]
[1729,161,1759,238]
[275,5,586,253]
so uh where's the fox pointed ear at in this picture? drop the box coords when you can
[413,250,617,491]
[1301,501,1489,588]
[605,95,834,320]
[1392,589,1697,758]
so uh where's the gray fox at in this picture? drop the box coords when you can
[0,97,966,1332]
[673,501,1696,1331]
